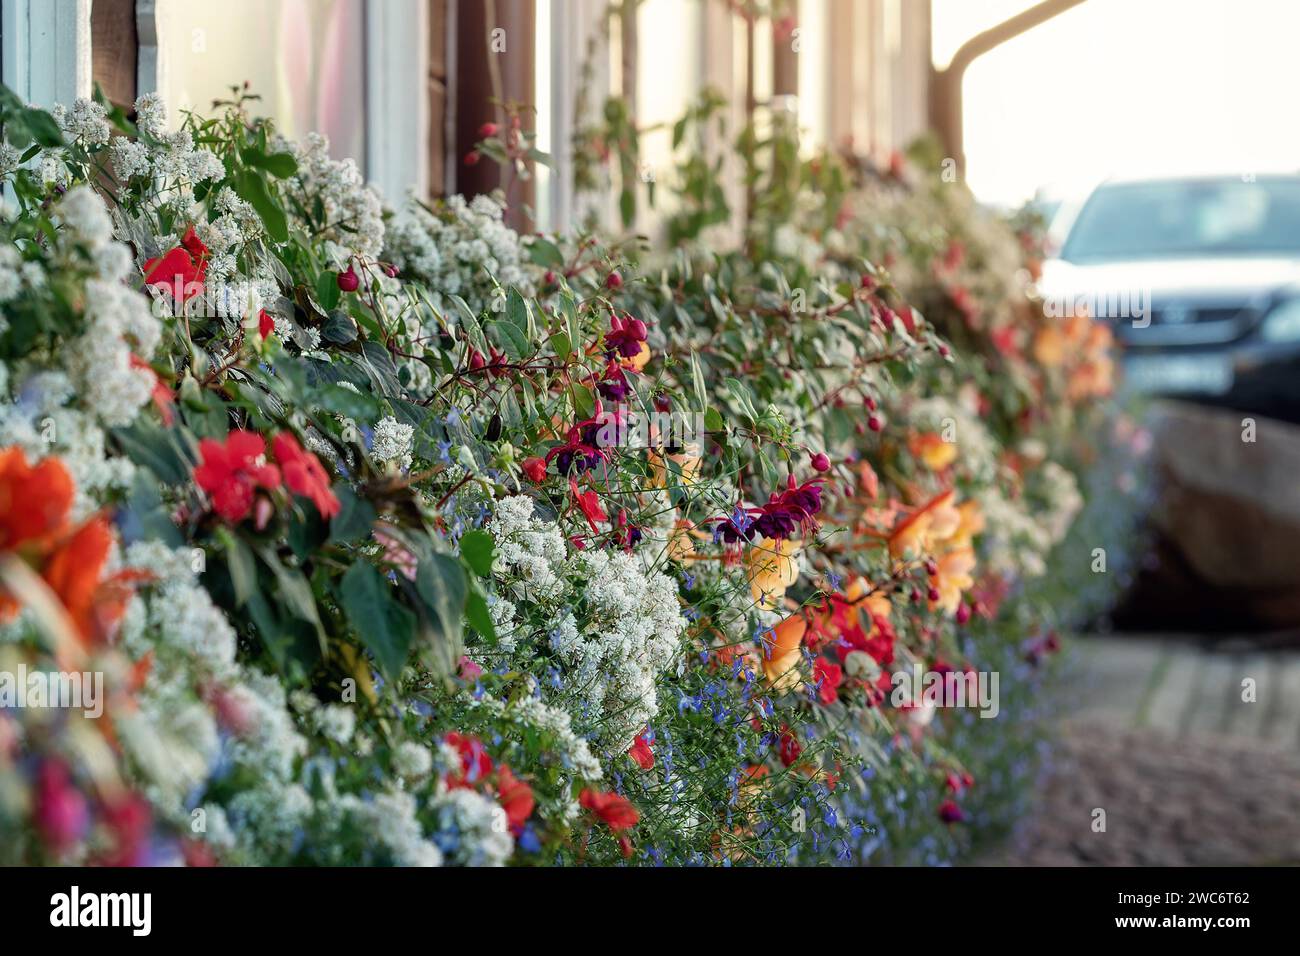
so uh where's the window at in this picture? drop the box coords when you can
[151,0,368,167]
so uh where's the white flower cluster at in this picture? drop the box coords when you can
[52,187,162,427]
[278,131,385,264]
[487,495,568,600]
[559,548,685,750]
[107,94,224,186]
[429,787,513,866]
[52,98,110,145]
[385,193,536,316]
[371,415,414,470]
[466,691,604,783]
[977,488,1055,580]
[485,494,686,750]
[336,789,445,866]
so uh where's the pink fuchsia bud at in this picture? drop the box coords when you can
[859,273,877,291]
[863,395,878,411]
[337,265,360,292]
[927,586,941,602]
[253,496,275,531]
[956,601,972,625]
[810,452,831,472]
[605,271,623,290]
[468,349,486,371]
[478,122,500,138]
[33,761,88,855]
[867,415,883,432]
[464,150,481,166]
[543,270,556,286]
[384,264,399,278]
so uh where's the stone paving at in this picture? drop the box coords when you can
[982,634,1300,866]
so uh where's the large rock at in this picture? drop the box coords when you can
[1146,400,1300,627]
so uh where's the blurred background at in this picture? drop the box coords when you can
[9,0,1299,864]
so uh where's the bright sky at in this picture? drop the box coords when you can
[931,0,1300,207]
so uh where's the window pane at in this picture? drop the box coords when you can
[157,0,367,167]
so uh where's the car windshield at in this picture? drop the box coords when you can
[1061,178,1300,262]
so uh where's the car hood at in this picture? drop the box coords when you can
[1041,256,1300,308]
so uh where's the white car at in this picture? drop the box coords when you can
[1040,173,1300,404]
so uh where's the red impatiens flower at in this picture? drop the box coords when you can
[272,432,340,520]
[628,730,654,770]
[521,457,547,483]
[143,225,210,304]
[193,430,282,524]
[497,766,535,833]
[579,788,639,831]
[812,657,843,705]
[257,309,275,340]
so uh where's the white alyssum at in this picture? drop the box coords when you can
[277,131,385,264]
[488,495,568,600]
[562,548,686,750]
[385,193,535,317]
[371,415,414,470]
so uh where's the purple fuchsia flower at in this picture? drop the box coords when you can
[710,476,827,543]
[604,313,647,360]
[595,361,633,402]
[544,402,618,476]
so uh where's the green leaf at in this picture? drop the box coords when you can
[458,529,495,577]
[528,237,565,269]
[23,108,63,147]
[315,270,342,312]
[251,151,299,179]
[233,169,288,242]
[328,485,376,544]
[218,529,258,607]
[465,587,497,642]
[338,561,416,679]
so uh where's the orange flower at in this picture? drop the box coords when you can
[746,537,800,610]
[40,518,135,646]
[762,612,807,688]
[951,499,985,548]
[909,432,958,472]
[929,546,977,615]
[888,490,961,559]
[0,448,74,553]
[648,447,702,488]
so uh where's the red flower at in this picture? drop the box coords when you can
[257,309,275,340]
[445,732,494,788]
[521,457,547,483]
[193,430,282,524]
[579,788,639,831]
[497,766,535,832]
[272,432,340,520]
[568,477,607,533]
[628,730,654,770]
[778,726,802,767]
[143,225,209,303]
[812,657,843,705]
[0,447,73,553]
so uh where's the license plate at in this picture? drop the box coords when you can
[1123,354,1234,394]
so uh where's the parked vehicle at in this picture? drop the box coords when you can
[1041,173,1300,416]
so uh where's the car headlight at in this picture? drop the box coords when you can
[1260,298,1300,342]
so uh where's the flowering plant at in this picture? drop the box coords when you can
[0,80,1141,866]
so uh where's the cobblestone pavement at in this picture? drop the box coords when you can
[982,635,1300,866]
